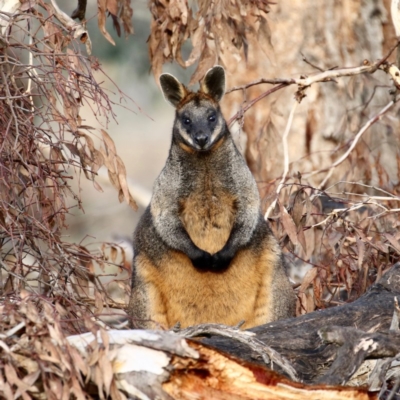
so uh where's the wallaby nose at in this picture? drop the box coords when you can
[194,133,209,148]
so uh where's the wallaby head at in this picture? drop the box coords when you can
[159,66,226,152]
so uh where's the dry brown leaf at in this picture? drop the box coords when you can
[101,129,117,159]
[99,146,116,173]
[87,343,101,367]
[10,354,39,375]
[2,381,14,400]
[121,0,134,37]
[304,191,312,225]
[292,192,304,228]
[95,290,104,315]
[78,132,95,153]
[110,246,118,263]
[299,267,318,293]
[118,189,124,203]
[70,373,87,400]
[94,363,105,400]
[297,228,307,255]
[279,201,299,247]
[297,291,315,315]
[304,228,315,261]
[356,237,365,270]
[42,20,65,52]
[24,301,41,324]
[107,170,121,190]
[91,149,105,173]
[189,43,216,86]
[184,19,205,67]
[99,353,113,398]
[385,233,400,253]
[98,0,116,45]
[48,378,63,399]
[110,380,127,400]
[93,180,104,192]
[64,143,80,158]
[345,267,353,292]
[48,323,65,347]
[116,155,130,204]
[13,368,41,399]
[71,347,90,379]
[257,16,275,64]
[4,364,33,394]
[107,0,119,16]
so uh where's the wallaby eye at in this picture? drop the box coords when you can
[208,114,216,122]
[183,117,191,125]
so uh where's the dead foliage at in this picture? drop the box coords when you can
[97,0,134,45]
[0,0,135,322]
[0,293,128,400]
[269,184,400,316]
[148,0,273,82]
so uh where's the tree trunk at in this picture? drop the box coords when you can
[220,0,400,202]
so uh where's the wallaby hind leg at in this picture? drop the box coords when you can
[129,253,171,329]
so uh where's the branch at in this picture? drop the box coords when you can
[304,99,397,186]
[48,0,91,54]
[226,39,400,123]
[71,0,87,21]
[317,324,400,386]
[227,83,288,126]
[228,40,400,94]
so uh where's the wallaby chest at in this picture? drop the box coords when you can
[179,170,237,254]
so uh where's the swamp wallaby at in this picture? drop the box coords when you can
[128,66,295,329]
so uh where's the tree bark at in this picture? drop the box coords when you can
[220,0,400,202]
[202,262,400,384]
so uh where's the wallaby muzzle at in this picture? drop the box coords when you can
[194,132,209,148]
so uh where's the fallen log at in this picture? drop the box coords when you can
[201,262,400,386]
[67,329,374,400]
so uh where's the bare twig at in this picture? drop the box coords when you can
[307,99,397,187]
[226,40,400,124]
[71,0,87,21]
[228,40,400,95]
[227,83,288,126]
[264,101,298,219]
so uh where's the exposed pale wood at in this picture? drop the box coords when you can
[162,341,374,400]
[177,322,298,381]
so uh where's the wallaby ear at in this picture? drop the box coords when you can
[159,73,187,107]
[200,65,225,102]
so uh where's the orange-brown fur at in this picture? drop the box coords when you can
[177,91,218,109]
[180,189,237,255]
[135,240,278,329]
